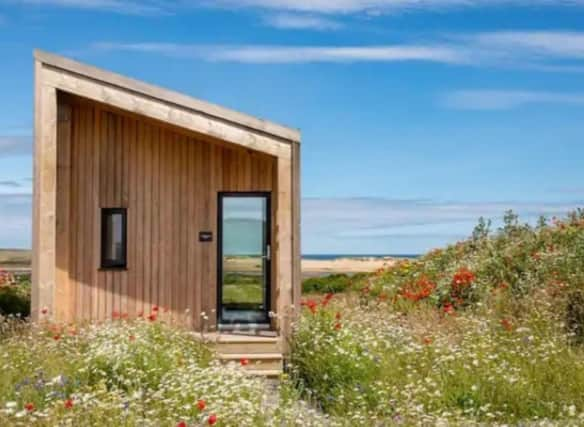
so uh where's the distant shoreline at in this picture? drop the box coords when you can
[302,254,419,261]
[0,249,416,277]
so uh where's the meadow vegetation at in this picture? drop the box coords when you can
[0,315,328,426]
[291,210,584,425]
[2,210,584,425]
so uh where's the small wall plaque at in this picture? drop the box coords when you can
[199,231,213,242]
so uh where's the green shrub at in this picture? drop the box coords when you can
[0,274,30,317]
[302,273,371,294]
[0,286,30,317]
[302,274,351,294]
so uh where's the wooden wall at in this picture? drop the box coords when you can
[55,95,277,329]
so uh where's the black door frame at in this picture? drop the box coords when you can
[217,192,272,325]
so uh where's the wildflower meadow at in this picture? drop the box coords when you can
[291,210,584,425]
[2,210,584,425]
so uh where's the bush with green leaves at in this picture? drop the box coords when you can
[302,272,368,294]
[0,271,30,317]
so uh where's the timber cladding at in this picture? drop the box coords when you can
[33,50,300,345]
[55,95,277,329]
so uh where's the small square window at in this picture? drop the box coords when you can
[101,208,127,269]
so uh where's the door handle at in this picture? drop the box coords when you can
[262,244,271,261]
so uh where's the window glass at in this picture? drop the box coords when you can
[101,209,126,268]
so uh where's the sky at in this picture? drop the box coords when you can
[1,0,584,254]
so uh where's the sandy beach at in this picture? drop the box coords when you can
[301,257,398,278]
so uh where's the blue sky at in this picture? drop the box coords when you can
[1,0,584,254]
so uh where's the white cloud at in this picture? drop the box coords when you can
[442,90,584,110]
[209,0,584,14]
[93,42,467,64]
[0,180,23,188]
[14,0,584,17]
[92,30,584,68]
[473,31,584,59]
[18,0,165,15]
[0,136,32,158]
[263,13,342,30]
[302,198,584,253]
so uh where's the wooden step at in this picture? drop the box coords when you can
[218,353,283,371]
[213,335,281,354]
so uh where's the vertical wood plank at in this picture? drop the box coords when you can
[127,116,137,317]
[143,123,152,314]
[159,129,169,316]
[135,120,145,317]
[55,103,72,322]
[91,106,101,321]
[151,126,160,312]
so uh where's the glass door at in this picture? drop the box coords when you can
[218,193,271,325]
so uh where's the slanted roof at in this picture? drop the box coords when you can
[34,50,300,158]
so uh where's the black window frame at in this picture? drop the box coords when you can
[100,208,127,269]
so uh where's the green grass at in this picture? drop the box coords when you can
[222,273,263,305]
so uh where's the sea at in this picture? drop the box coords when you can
[302,254,419,260]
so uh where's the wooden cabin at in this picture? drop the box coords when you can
[31,50,301,374]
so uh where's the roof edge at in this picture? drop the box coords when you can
[34,49,301,144]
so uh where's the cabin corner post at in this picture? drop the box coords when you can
[291,142,301,317]
[276,152,294,352]
[32,61,58,321]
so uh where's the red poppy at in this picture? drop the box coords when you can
[452,268,475,290]
[334,322,342,330]
[443,303,455,315]
[400,276,436,302]
[112,311,120,319]
[41,307,48,315]
[208,414,218,425]
[501,318,513,332]
[152,305,159,312]
[301,299,318,314]
[176,422,187,427]
[53,334,61,341]
[148,313,157,322]
[240,358,249,366]
[24,403,35,412]
[423,336,433,345]
[197,399,206,411]
[64,399,74,409]
[129,335,136,342]
[335,312,341,320]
